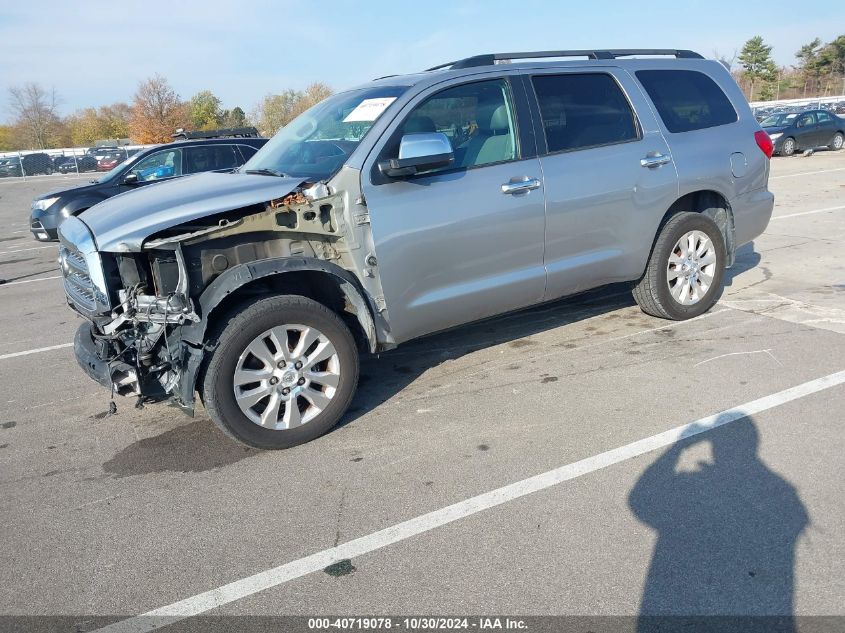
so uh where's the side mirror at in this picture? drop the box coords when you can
[378,132,454,178]
[122,173,139,185]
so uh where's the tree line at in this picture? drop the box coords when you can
[0,75,333,152]
[721,34,845,102]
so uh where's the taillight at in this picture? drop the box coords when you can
[754,130,774,159]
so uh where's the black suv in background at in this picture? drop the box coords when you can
[30,134,267,241]
[0,153,54,177]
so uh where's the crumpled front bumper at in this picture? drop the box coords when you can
[73,323,139,396]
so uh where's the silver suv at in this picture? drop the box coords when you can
[59,49,775,449]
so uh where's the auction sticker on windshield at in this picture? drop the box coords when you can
[343,97,397,122]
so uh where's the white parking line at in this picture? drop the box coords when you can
[94,368,845,633]
[0,275,62,287]
[0,343,73,361]
[772,204,845,220]
[0,244,57,254]
[770,166,845,180]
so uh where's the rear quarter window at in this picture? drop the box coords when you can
[636,70,737,133]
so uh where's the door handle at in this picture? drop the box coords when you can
[501,177,541,194]
[641,153,671,168]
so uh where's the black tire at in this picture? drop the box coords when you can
[632,212,726,320]
[781,137,796,156]
[829,132,844,151]
[201,295,359,449]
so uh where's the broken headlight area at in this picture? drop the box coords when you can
[84,249,199,405]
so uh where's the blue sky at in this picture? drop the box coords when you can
[1,0,843,121]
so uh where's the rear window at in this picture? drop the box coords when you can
[636,70,737,133]
[532,73,639,153]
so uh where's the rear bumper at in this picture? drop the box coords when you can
[732,188,775,247]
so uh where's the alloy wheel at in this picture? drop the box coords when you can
[666,230,718,306]
[233,324,341,430]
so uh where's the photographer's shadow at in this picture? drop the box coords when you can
[629,417,808,632]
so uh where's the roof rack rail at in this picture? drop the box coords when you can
[171,126,260,141]
[426,49,703,71]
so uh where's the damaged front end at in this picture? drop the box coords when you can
[59,171,385,415]
[61,218,202,408]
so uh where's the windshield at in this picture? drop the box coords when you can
[761,113,799,127]
[241,86,407,181]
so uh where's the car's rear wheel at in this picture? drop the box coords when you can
[829,132,844,151]
[781,137,796,156]
[632,212,726,320]
[201,295,359,449]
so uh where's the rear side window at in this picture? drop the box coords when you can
[531,73,639,153]
[636,70,737,133]
[185,145,239,173]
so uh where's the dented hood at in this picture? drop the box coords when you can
[78,171,303,252]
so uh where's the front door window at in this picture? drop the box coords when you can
[129,149,183,182]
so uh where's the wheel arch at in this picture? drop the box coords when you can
[61,195,106,217]
[174,258,378,414]
[642,190,735,278]
[183,257,378,353]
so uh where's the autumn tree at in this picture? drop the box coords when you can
[0,125,19,151]
[66,103,131,146]
[188,90,223,130]
[129,75,189,144]
[252,82,333,136]
[100,103,131,139]
[738,36,777,101]
[66,108,101,146]
[7,83,63,149]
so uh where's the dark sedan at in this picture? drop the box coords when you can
[30,136,267,241]
[761,110,845,156]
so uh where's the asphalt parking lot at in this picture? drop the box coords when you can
[1,154,844,632]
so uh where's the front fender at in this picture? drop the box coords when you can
[181,257,377,349]
[63,194,110,217]
[172,258,378,413]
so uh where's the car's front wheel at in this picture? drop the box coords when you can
[202,295,359,449]
[829,132,844,151]
[632,212,726,320]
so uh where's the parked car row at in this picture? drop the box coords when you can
[754,100,845,121]
[0,145,158,177]
[30,131,266,240]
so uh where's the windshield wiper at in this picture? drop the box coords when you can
[244,168,288,177]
